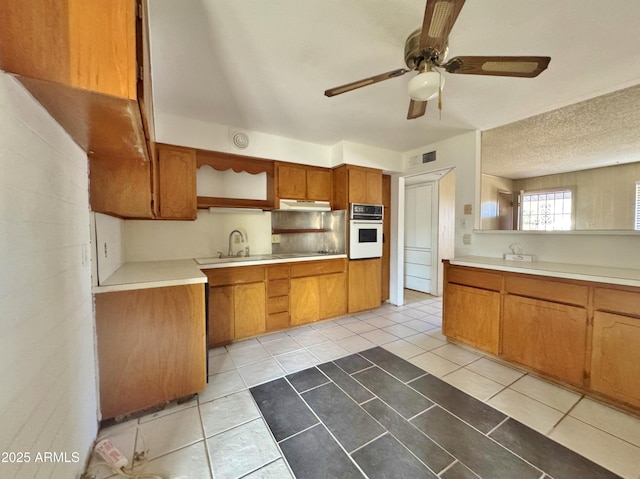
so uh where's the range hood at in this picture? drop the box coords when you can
[278,199,331,211]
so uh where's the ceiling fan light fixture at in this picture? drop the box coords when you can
[408,70,444,101]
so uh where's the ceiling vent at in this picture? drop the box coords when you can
[422,150,436,163]
[231,131,250,149]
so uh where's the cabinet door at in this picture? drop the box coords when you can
[209,286,234,348]
[591,311,640,408]
[95,284,206,419]
[319,272,347,319]
[157,147,197,219]
[348,168,368,204]
[502,295,587,386]
[278,164,307,199]
[234,282,266,339]
[306,168,332,202]
[443,284,500,354]
[365,170,383,204]
[290,277,320,325]
[348,259,381,313]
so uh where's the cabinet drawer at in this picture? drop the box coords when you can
[267,312,289,331]
[505,275,588,306]
[267,265,290,280]
[594,287,640,317]
[268,295,289,315]
[268,278,289,297]
[290,259,346,278]
[446,266,502,291]
[205,266,265,287]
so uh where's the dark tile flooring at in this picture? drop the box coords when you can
[250,347,621,479]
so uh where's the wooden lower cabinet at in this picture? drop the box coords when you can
[234,282,266,339]
[205,266,266,347]
[290,276,320,326]
[290,269,347,325]
[590,311,640,408]
[319,272,347,319]
[290,259,347,325]
[208,282,266,346]
[502,295,587,386]
[442,260,640,413]
[443,283,500,354]
[95,284,206,419]
[209,285,234,346]
[348,259,382,313]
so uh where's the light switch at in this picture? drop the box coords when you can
[464,204,472,215]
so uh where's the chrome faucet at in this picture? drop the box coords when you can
[228,229,248,257]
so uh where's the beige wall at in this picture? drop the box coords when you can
[513,163,640,230]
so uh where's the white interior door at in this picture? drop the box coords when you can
[404,182,438,293]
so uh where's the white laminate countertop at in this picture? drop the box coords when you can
[195,253,347,269]
[450,256,640,288]
[93,253,349,293]
[93,259,208,293]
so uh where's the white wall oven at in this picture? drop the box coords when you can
[349,203,383,259]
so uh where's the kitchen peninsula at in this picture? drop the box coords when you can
[93,252,353,419]
[443,257,640,413]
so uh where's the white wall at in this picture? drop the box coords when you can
[94,213,125,284]
[124,210,273,261]
[0,74,98,478]
[333,141,403,172]
[155,112,331,167]
[470,231,640,269]
[403,130,481,256]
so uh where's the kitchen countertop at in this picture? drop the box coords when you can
[196,252,347,269]
[93,259,208,293]
[93,253,348,293]
[449,256,640,288]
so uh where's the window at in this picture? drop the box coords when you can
[520,188,573,231]
[635,181,640,231]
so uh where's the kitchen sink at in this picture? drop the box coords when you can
[195,255,274,265]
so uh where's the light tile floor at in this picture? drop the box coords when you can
[85,294,640,479]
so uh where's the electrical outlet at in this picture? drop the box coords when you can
[271,234,281,244]
[464,204,472,215]
[103,242,108,258]
[463,234,472,245]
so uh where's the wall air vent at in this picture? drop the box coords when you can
[231,131,250,149]
[422,150,436,163]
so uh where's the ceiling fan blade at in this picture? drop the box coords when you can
[443,56,551,77]
[419,0,466,53]
[324,68,409,97]
[407,99,427,119]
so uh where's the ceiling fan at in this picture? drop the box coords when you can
[324,0,551,119]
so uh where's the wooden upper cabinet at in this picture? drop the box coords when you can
[333,164,383,209]
[1,0,156,219]
[277,164,307,200]
[156,146,197,220]
[382,174,391,208]
[276,162,332,204]
[306,168,332,201]
[0,0,137,99]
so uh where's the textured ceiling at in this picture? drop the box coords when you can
[482,84,640,179]
[147,0,640,153]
